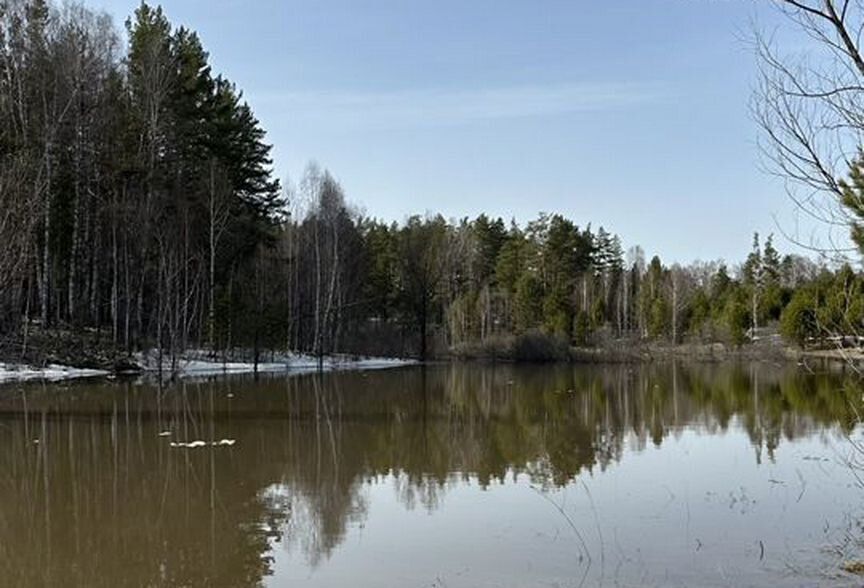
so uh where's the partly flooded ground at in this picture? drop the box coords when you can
[0,362,862,587]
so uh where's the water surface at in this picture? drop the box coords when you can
[0,362,862,587]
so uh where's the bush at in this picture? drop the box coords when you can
[780,289,818,348]
[723,291,751,346]
[450,330,570,362]
[511,330,570,362]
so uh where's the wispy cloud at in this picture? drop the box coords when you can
[257,81,667,130]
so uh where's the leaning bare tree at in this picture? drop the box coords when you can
[755,0,864,361]
[754,0,864,256]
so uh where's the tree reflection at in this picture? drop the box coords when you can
[0,361,857,586]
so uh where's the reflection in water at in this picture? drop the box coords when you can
[0,362,859,587]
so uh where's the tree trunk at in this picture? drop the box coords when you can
[208,161,217,352]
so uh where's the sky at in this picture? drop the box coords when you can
[91,0,838,264]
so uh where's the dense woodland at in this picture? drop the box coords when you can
[1,0,863,364]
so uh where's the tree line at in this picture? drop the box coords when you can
[1,0,862,363]
[0,0,281,360]
[278,190,851,359]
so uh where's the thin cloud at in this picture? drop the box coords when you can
[257,82,667,130]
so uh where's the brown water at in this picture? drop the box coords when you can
[0,362,862,587]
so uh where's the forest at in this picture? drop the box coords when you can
[1,0,863,365]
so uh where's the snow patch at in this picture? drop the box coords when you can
[136,350,415,378]
[0,363,109,383]
[0,351,414,385]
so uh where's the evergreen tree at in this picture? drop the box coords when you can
[472,214,507,286]
[839,153,864,255]
[514,272,544,333]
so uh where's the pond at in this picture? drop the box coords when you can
[0,362,862,587]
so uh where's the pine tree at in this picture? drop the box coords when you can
[839,154,864,255]
[472,214,506,286]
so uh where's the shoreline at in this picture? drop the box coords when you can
[451,339,864,367]
[1,333,860,385]
[0,352,417,384]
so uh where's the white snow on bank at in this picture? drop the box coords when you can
[0,363,109,383]
[0,352,414,385]
[136,351,415,378]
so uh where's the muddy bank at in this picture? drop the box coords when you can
[448,332,852,365]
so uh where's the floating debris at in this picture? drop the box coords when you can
[169,440,207,448]
[168,439,236,448]
[843,561,864,575]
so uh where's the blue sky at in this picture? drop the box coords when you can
[92,0,833,264]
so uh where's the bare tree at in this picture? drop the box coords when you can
[398,215,448,360]
[0,155,39,335]
[207,159,230,351]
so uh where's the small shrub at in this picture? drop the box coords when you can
[511,330,569,362]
